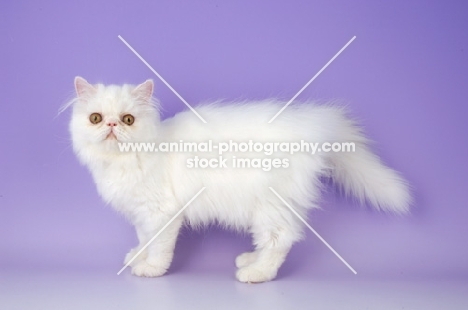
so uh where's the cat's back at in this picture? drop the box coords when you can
[161,100,341,142]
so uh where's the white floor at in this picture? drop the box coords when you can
[1,270,467,310]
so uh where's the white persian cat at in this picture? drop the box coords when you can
[67,77,410,283]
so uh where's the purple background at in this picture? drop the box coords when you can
[1,0,467,301]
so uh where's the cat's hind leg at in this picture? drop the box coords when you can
[235,205,303,283]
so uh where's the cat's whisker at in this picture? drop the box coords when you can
[57,143,73,159]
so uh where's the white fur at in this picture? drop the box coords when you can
[68,77,411,282]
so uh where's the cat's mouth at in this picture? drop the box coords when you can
[106,131,117,140]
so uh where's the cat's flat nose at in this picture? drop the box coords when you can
[107,122,117,127]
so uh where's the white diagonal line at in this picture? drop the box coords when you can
[269,187,357,274]
[118,35,207,124]
[268,36,356,123]
[117,187,206,275]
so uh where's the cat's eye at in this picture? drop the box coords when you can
[89,113,102,124]
[122,114,135,125]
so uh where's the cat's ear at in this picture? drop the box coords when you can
[132,79,154,103]
[74,76,97,99]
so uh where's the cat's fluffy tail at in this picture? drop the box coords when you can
[328,114,411,214]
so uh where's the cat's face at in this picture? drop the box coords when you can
[70,77,159,158]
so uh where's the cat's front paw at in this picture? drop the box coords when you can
[235,251,258,268]
[236,265,277,283]
[124,247,147,265]
[131,260,168,278]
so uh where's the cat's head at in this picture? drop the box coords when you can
[69,77,160,163]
